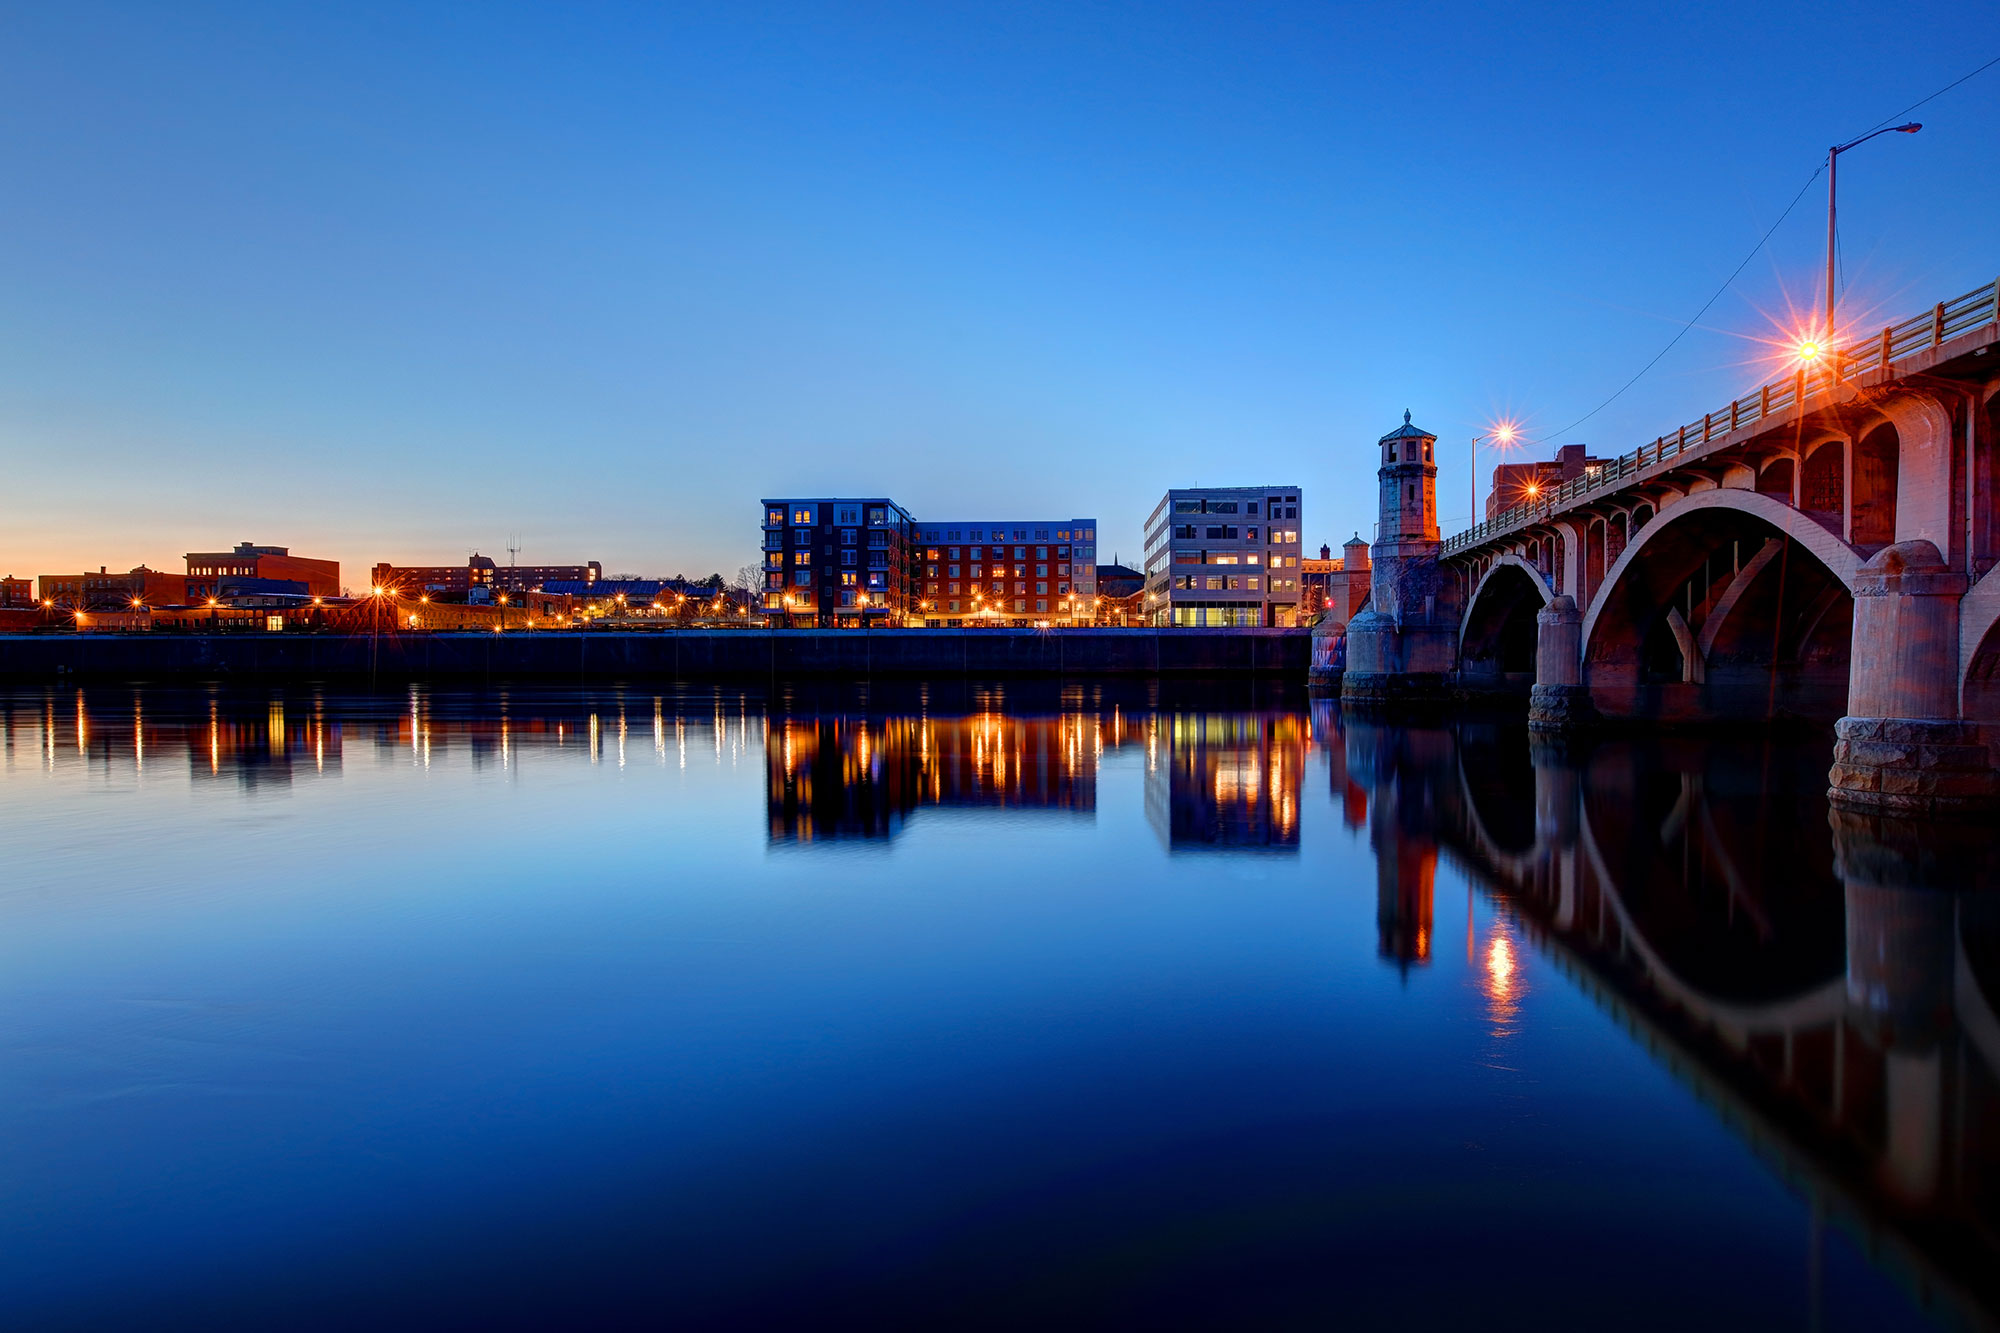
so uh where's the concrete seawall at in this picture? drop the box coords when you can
[0,628,1309,683]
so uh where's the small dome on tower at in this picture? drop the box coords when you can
[1378,409,1436,444]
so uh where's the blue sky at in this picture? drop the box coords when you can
[1,1,1994,586]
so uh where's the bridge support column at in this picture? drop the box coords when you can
[1528,595,1594,731]
[1308,621,1345,690]
[1829,540,1997,814]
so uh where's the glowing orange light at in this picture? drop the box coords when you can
[1492,421,1519,445]
[1795,339,1823,364]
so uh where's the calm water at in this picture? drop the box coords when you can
[1,683,1994,1330]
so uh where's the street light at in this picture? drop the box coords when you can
[1471,420,1520,527]
[1824,122,1921,343]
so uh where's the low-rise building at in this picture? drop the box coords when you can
[1142,486,1304,626]
[38,566,190,609]
[1093,563,1145,624]
[1485,444,1611,520]
[1301,536,1372,629]
[186,543,340,600]
[370,554,601,597]
[760,498,919,626]
[909,518,1098,624]
[1,576,33,608]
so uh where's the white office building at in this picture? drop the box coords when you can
[1142,487,1304,626]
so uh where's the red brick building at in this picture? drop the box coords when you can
[186,543,340,599]
[1485,444,1611,520]
[38,566,190,609]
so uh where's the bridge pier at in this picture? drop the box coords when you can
[1527,594,1594,731]
[1343,413,1461,708]
[1829,541,1997,815]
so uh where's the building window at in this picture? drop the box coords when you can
[1013,599,1026,612]
[841,550,856,566]
[1036,599,1047,612]
[949,600,960,612]
[793,571,811,586]
[971,564,982,578]
[1035,581,1047,594]
[949,581,961,594]
[795,550,811,565]
[841,572,857,586]
[1036,546,1048,558]
[792,507,815,525]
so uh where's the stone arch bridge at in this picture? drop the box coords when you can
[1344,275,2000,814]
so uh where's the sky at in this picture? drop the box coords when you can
[1,1,1995,588]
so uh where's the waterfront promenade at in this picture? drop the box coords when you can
[0,627,1309,683]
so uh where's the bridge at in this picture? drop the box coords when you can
[1326,274,2000,814]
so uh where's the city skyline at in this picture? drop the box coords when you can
[2,5,1995,585]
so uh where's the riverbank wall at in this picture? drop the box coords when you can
[0,629,1309,682]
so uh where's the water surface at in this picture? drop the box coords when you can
[0,684,1992,1329]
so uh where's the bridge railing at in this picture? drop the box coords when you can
[1442,276,2000,555]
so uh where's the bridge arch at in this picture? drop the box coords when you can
[1459,556,1552,689]
[1960,566,2000,721]
[1580,489,1863,720]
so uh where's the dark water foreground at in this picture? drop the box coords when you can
[1,682,1994,1330]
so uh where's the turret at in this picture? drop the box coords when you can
[1377,410,1438,542]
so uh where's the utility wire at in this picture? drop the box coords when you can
[1542,51,2000,445]
[1542,167,1820,443]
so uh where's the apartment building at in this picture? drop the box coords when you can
[760,497,919,626]
[909,518,1098,624]
[371,555,602,597]
[1142,486,1304,626]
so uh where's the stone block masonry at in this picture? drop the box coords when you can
[0,628,1309,684]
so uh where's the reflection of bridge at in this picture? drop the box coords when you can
[1334,278,2000,813]
[1318,702,2000,1327]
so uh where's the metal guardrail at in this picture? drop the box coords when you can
[1442,276,2000,555]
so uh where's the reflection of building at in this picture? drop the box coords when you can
[1146,714,1304,852]
[1142,486,1304,626]
[911,519,1098,624]
[1374,810,1435,971]
[187,542,340,600]
[765,713,1107,842]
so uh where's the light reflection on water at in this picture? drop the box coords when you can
[0,683,1991,1330]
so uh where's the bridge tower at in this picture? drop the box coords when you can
[1344,412,1461,704]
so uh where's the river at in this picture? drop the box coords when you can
[0,683,1990,1329]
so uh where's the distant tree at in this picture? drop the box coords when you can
[736,564,761,613]
[704,573,724,592]
[610,571,640,581]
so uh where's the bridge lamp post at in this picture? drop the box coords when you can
[1472,422,1520,528]
[1824,122,1921,343]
